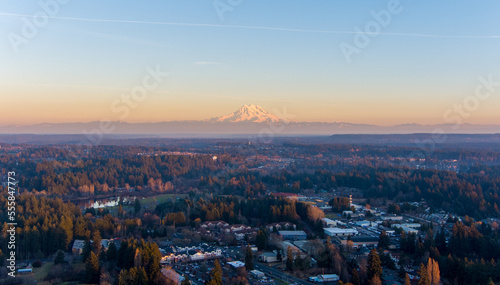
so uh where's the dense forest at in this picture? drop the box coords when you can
[2,143,500,218]
[260,166,500,218]
[1,146,229,196]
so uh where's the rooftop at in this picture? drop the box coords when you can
[278,230,307,235]
[227,261,245,268]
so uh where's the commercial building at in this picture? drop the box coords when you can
[401,227,419,234]
[343,210,354,216]
[228,261,245,268]
[259,252,279,263]
[250,270,266,278]
[324,227,358,237]
[400,223,421,228]
[392,224,419,234]
[355,220,374,227]
[321,218,338,227]
[319,274,340,282]
[278,230,307,240]
[310,274,340,282]
[338,236,379,248]
[381,214,403,221]
[379,227,396,236]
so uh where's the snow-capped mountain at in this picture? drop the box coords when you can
[209,104,283,123]
[2,104,500,135]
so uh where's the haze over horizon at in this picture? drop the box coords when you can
[2,104,500,128]
[1,1,500,128]
[1,104,500,136]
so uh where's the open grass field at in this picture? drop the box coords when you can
[140,193,188,209]
[28,262,53,284]
[325,213,342,219]
[105,193,188,214]
[23,260,86,284]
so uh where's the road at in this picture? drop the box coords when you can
[254,262,315,285]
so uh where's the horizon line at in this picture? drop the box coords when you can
[1,120,500,128]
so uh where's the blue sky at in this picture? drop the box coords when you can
[1,0,499,125]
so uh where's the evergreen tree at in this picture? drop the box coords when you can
[417,263,430,285]
[432,259,440,285]
[367,249,382,280]
[107,241,118,262]
[60,216,73,250]
[117,240,128,269]
[487,277,494,285]
[134,198,142,214]
[378,231,390,250]
[245,245,254,271]
[136,267,148,285]
[118,204,124,218]
[92,231,102,254]
[426,258,440,285]
[118,267,148,285]
[99,249,107,263]
[369,276,382,285]
[434,228,447,255]
[142,241,162,284]
[286,246,294,271]
[118,269,133,285]
[205,259,223,285]
[404,273,411,285]
[54,249,65,264]
[351,268,361,285]
[85,251,100,284]
[277,249,283,261]
[256,230,267,250]
[81,239,92,262]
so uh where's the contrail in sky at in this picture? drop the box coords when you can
[1,12,500,39]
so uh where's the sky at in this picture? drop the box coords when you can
[1,0,500,126]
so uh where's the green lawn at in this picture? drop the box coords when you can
[106,193,188,214]
[31,262,53,283]
[140,193,188,209]
[28,260,86,284]
[325,213,342,219]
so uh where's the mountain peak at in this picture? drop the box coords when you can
[211,104,283,123]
